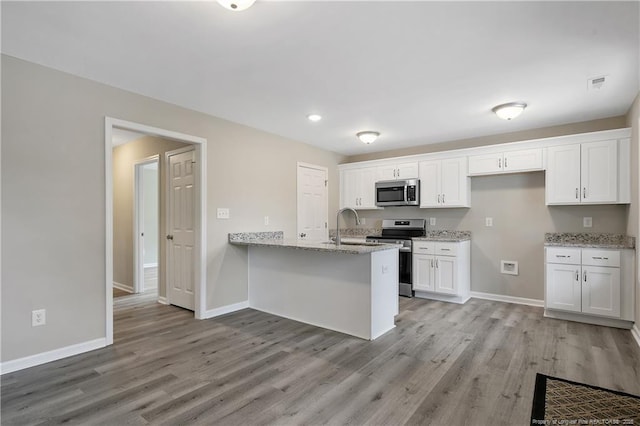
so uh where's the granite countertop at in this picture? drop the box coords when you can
[228,232,401,255]
[545,233,635,249]
[413,231,471,242]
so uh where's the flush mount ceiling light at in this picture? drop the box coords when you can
[307,114,322,122]
[216,0,256,11]
[492,102,527,120]
[356,131,380,144]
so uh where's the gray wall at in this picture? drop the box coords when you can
[625,93,640,327]
[1,55,345,363]
[112,136,191,295]
[348,173,628,300]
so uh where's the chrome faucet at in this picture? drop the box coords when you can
[336,207,361,245]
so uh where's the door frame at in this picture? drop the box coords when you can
[105,117,207,346]
[296,162,329,241]
[133,155,160,294]
[165,146,197,307]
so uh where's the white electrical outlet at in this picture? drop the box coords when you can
[485,217,493,227]
[430,217,436,226]
[217,208,230,219]
[32,309,46,327]
[583,217,593,228]
[264,216,269,226]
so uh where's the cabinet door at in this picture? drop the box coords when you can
[340,169,358,209]
[545,263,581,313]
[503,149,543,173]
[545,144,581,205]
[376,164,397,181]
[418,160,440,207]
[413,255,435,292]
[440,157,469,207]
[468,153,503,176]
[581,140,617,203]
[396,162,419,179]
[434,256,457,295]
[358,167,379,209]
[581,266,621,318]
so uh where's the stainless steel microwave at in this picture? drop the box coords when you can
[375,179,420,207]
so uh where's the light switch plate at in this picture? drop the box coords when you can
[485,217,493,227]
[430,217,436,226]
[583,217,593,228]
[217,208,230,219]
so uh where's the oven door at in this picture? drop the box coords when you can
[398,247,413,297]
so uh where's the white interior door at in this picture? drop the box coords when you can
[297,163,328,241]
[167,149,195,310]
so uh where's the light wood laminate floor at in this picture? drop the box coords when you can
[2,294,639,425]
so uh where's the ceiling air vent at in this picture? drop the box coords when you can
[587,75,607,91]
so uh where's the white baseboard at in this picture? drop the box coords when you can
[202,301,249,319]
[470,291,544,307]
[0,338,106,375]
[631,324,640,349]
[113,281,133,293]
[157,296,168,305]
[144,263,158,268]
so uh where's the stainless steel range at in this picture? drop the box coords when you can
[366,219,426,297]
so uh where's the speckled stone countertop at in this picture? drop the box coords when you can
[328,228,381,239]
[228,232,401,254]
[413,231,471,242]
[544,233,635,249]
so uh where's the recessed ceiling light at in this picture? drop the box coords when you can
[356,131,380,144]
[492,102,527,120]
[216,0,256,11]
[307,114,322,122]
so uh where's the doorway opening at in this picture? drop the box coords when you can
[105,117,207,346]
[134,157,160,295]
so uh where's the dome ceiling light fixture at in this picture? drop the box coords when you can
[307,114,322,122]
[216,0,256,11]
[492,102,527,120]
[356,131,380,144]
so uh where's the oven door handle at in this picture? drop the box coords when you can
[399,247,411,252]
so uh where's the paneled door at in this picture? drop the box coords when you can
[167,149,195,310]
[297,163,328,241]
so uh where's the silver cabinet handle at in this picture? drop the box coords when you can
[584,271,587,282]
[441,248,451,251]
[438,194,441,204]
[430,259,434,267]
[575,270,579,281]
[442,193,445,204]
[575,188,579,199]
[583,188,587,199]
[498,158,502,169]
[504,158,508,169]
[556,255,568,258]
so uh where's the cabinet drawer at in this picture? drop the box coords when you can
[435,242,459,256]
[582,249,620,267]
[413,241,435,254]
[546,247,581,264]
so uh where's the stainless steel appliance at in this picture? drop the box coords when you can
[366,219,426,297]
[375,179,420,207]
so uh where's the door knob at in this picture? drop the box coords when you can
[166,235,174,240]
[300,233,306,238]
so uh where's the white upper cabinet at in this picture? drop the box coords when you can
[376,161,419,181]
[468,148,542,176]
[340,167,378,209]
[419,157,470,208]
[546,140,618,205]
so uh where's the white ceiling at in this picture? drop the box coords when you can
[2,1,638,156]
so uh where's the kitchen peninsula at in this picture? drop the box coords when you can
[229,232,400,340]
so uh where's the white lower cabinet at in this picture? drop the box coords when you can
[412,240,470,303]
[544,247,633,327]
